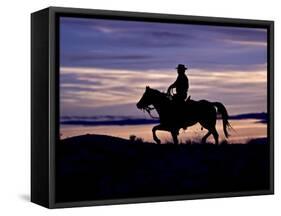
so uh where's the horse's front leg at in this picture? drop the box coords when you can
[152,124,167,144]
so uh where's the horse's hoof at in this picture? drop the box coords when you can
[155,139,161,144]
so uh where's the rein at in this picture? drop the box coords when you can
[144,106,159,119]
[142,92,171,120]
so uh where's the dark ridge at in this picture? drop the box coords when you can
[56,134,269,203]
[246,137,268,145]
[62,133,130,144]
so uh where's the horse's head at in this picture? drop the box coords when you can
[136,86,157,110]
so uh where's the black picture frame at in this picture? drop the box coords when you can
[31,6,274,208]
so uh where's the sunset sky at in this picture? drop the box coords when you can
[59,17,267,118]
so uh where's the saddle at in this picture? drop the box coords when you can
[168,94,192,106]
[170,95,192,117]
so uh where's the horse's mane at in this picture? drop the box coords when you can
[148,88,167,97]
[146,88,172,106]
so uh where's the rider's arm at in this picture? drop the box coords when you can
[167,82,176,94]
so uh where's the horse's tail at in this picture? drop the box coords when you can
[212,102,231,138]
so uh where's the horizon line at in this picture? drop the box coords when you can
[60,112,267,126]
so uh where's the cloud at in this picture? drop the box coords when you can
[64,52,152,62]
[223,39,267,47]
[60,17,267,71]
[59,18,267,117]
[60,66,267,117]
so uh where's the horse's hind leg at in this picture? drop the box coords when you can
[171,131,179,145]
[211,128,219,145]
[202,131,211,144]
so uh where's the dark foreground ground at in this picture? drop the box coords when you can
[56,134,270,203]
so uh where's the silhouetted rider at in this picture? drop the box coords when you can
[167,64,189,103]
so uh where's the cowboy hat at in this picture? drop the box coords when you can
[176,64,187,70]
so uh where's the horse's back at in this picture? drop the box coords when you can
[186,99,216,114]
[198,99,211,104]
[186,99,209,106]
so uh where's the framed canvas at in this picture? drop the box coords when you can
[31,6,274,208]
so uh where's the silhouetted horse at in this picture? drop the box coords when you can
[136,86,231,145]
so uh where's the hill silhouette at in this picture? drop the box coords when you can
[56,134,270,203]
